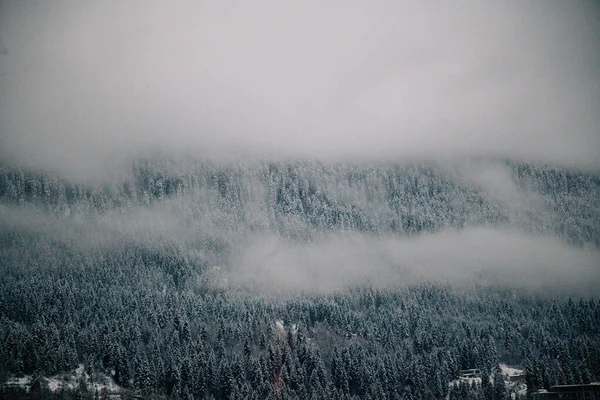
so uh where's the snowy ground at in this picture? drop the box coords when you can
[2,364,122,396]
[3,375,32,389]
[500,363,524,378]
[448,364,527,399]
[275,319,298,336]
[449,376,482,388]
[499,364,527,399]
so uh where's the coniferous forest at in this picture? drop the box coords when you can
[1,157,599,399]
[3,0,600,398]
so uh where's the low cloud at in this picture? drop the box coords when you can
[1,1,600,179]
[3,199,598,296]
[229,228,600,296]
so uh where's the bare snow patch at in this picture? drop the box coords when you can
[500,363,524,379]
[1,365,122,395]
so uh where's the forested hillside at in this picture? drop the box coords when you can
[1,157,599,399]
[2,158,599,244]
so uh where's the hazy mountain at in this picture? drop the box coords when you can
[2,1,599,398]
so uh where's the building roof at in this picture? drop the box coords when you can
[551,383,600,389]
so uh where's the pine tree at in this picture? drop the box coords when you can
[492,372,507,400]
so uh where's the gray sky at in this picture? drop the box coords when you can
[1,0,599,178]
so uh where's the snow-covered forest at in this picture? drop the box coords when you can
[1,157,599,399]
[2,1,600,397]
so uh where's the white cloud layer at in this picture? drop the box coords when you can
[3,202,598,296]
[1,0,599,178]
[231,229,600,296]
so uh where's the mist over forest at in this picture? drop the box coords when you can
[1,157,600,296]
[1,0,600,399]
[1,156,600,399]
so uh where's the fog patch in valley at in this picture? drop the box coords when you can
[229,228,600,296]
[3,194,598,296]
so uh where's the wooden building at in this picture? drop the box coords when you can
[532,383,600,400]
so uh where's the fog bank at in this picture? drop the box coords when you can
[1,1,600,179]
[3,201,598,295]
[230,229,600,296]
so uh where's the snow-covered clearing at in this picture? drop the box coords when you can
[448,364,527,399]
[500,363,524,378]
[1,364,122,395]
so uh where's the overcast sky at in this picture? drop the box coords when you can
[1,0,599,178]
